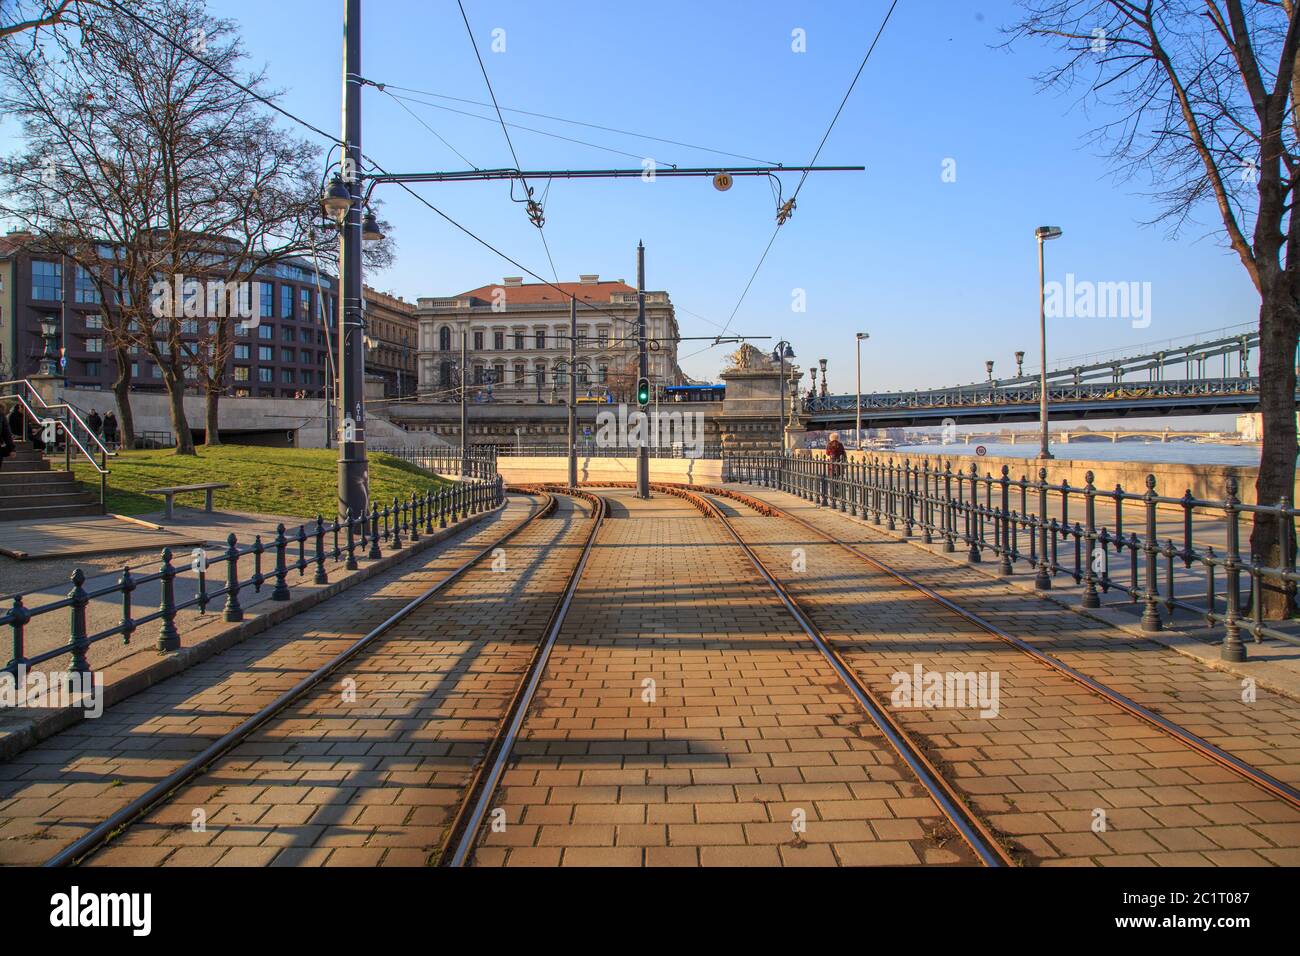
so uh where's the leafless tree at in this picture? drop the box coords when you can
[0,0,97,40]
[1007,0,1300,616]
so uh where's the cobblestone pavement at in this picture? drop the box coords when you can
[716,486,1300,866]
[470,489,979,868]
[0,494,551,866]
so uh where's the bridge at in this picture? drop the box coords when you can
[808,325,1281,428]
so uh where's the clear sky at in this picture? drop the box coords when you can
[29,1,1273,397]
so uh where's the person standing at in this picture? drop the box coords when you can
[102,410,119,450]
[0,411,15,472]
[87,408,103,440]
[6,403,24,447]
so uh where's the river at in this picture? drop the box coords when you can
[889,441,1265,466]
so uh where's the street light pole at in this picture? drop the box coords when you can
[336,0,368,521]
[568,295,577,488]
[459,325,468,475]
[636,241,649,499]
[1035,225,1062,460]
[855,332,869,450]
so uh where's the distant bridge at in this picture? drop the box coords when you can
[807,325,1284,429]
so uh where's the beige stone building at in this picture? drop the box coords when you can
[415,275,683,403]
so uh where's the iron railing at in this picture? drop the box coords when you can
[495,442,723,460]
[370,446,498,479]
[1,380,114,506]
[2,477,504,681]
[723,453,1299,662]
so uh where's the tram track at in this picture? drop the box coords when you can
[42,489,579,868]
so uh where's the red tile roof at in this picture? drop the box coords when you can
[456,279,635,306]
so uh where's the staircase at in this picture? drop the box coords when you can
[0,445,103,522]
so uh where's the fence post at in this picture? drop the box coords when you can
[272,525,291,601]
[391,499,403,550]
[224,533,244,622]
[369,502,383,560]
[998,466,1012,575]
[345,509,358,571]
[1222,476,1246,661]
[314,517,329,585]
[157,548,180,651]
[1140,476,1162,631]
[966,464,981,563]
[1082,472,1100,608]
[69,568,90,678]
[1034,468,1051,589]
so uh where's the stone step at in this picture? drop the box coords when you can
[0,478,82,497]
[0,501,103,522]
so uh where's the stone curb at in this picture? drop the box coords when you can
[0,501,506,763]
[736,483,1300,705]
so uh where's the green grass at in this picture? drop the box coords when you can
[72,445,453,519]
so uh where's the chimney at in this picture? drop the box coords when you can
[579,274,599,285]
[503,276,524,287]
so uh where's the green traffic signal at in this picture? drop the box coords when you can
[636,378,650,406]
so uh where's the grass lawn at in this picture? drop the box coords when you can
[72,445,454,519]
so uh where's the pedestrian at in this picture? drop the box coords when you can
[102,410,119,450]
[6,403,23,446]
[0,410,14,472]
[826,431,847,480]
[87,408,103,439]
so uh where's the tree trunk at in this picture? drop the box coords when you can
[163,370,195,455]
[204,383,221,446]
[111,347,135,449]
[1248,289,1299,618]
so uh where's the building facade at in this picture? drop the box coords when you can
[0,232,337,400]
[415,275,683,403]
[363,286,417,399]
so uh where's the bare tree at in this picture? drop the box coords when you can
[0,0,96,40]
[1007,0,1300,617]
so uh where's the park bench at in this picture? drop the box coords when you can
[143,482,230,519]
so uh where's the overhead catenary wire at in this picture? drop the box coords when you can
[713,0,901,341]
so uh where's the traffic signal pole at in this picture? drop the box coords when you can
[636,241,649,499]
[337,0,368,522]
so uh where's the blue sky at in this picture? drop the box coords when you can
[35,1,1273,397]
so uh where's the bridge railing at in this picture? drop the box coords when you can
[723,453,1297,661]
[1,477,504,683]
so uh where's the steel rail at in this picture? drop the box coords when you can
[668,486,1014,867]
[713,485,1300,814]
[44,491,555,867]
[443,489,608,866]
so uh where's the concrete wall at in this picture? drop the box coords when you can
[497,456,723,486]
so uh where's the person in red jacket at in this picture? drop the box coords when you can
[826,431,847,478]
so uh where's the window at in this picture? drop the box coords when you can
[473,331,483,350]
[473,364,484,385]
[281,368,295,384]
[258,345,273,361]
[439,361,452,386]
[301,329,313,343]
[282,326,295,342]
[493,363,505,385]
[598,364,608,383]
[493,331,504,351]
[535,329,545,350]
[85,314,103,330]
[281,347,295,363]
[439,326,451,351]
[300,349,312,364]
[260,282,274,318]
[577,365,588,385]
[281,285,293,318]
[598,328,609,349]
[86,337,103,353]
[84,360,102,377]
[234,366,249,382]
[535,363,545,389]
[300,288,311,318]
[234,388,250,398]
[181,319,198,335]
[258,325,273,340]
[130,362,140,378]
[514,332,524,351]
[74,265,100,303]
[258,367,273,383]
[555,363,568,386]
[235,344,250,360]
[577,327,589,348]
[32,260,62,300]
[514,362,525,384]
[151,364,163,379]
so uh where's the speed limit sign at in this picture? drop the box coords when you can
[713,171,733,191]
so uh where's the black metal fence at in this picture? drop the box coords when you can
[723,453,1298,661]
[371,446,498,479]
[2,477,504,681]
[495,442,723,459]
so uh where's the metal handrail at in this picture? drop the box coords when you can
[0,379,116,462]
[724,451,1300,663]
[2,476,506,680]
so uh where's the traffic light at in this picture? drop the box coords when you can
[636,377,650,407]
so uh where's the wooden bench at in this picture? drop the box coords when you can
[143,482,229,519]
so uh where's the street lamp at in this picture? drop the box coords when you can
[1015,350,1025,378]
[772,340,795,451]
[321,174,352,225]
[361,207,384,242]
[39,317,60,375]
[855,332,869,450]
[1035,225,1062,460]
[986,360,995,383]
